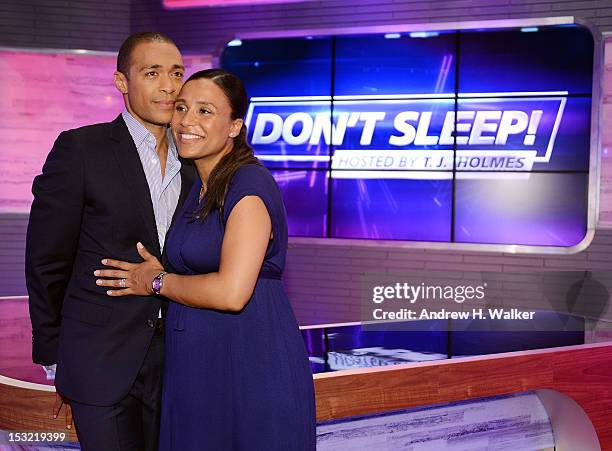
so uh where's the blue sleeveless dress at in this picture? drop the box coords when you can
[159,164,316,450]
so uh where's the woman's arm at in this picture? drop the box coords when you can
[162,195,271,311]
[96,195,272,312]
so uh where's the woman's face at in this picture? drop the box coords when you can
[171,78,242,161]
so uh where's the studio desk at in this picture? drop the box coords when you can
[1,297,611,449]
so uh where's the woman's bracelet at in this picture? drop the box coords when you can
[151,271,167,295]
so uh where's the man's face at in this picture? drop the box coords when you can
[115,41,184,128]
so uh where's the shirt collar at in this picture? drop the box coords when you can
[122,109,154,149]
[121,109,179,161]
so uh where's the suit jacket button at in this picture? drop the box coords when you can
[146,319,155,328]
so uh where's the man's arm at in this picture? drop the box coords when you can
[26,131,84,365]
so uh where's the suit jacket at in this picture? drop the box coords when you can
[25,114,196,406]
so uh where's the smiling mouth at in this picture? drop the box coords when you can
[179,133,203,141]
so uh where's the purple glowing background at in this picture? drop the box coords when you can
[0,51,123,212]
[271,170,328,237]
[459,26,593,95]
[334,33,456,96]
[163,0,310,8]
[0,51,211,212]
[454,173,588,246]
[331,177,452,241]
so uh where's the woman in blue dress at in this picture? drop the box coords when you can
[96,69,316,450]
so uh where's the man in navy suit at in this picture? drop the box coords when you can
[26,32,195,451]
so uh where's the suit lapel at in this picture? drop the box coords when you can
[109,115,162,259]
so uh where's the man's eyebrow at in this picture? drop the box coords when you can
[139,64,162,71]
[138,64,185,71]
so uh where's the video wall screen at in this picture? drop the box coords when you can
[222,24,595,247]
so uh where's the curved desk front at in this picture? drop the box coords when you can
[1,297,610,450]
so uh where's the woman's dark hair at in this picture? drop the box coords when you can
[187,69,262,221]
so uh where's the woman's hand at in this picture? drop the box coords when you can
[95,242,164,296]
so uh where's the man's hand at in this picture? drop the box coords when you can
[53,393,73,430]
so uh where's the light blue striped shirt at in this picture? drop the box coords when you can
[121,110,181,252]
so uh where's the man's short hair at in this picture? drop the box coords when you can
[117,32,177,78]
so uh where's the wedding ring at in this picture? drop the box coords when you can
[120,279,126,288]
